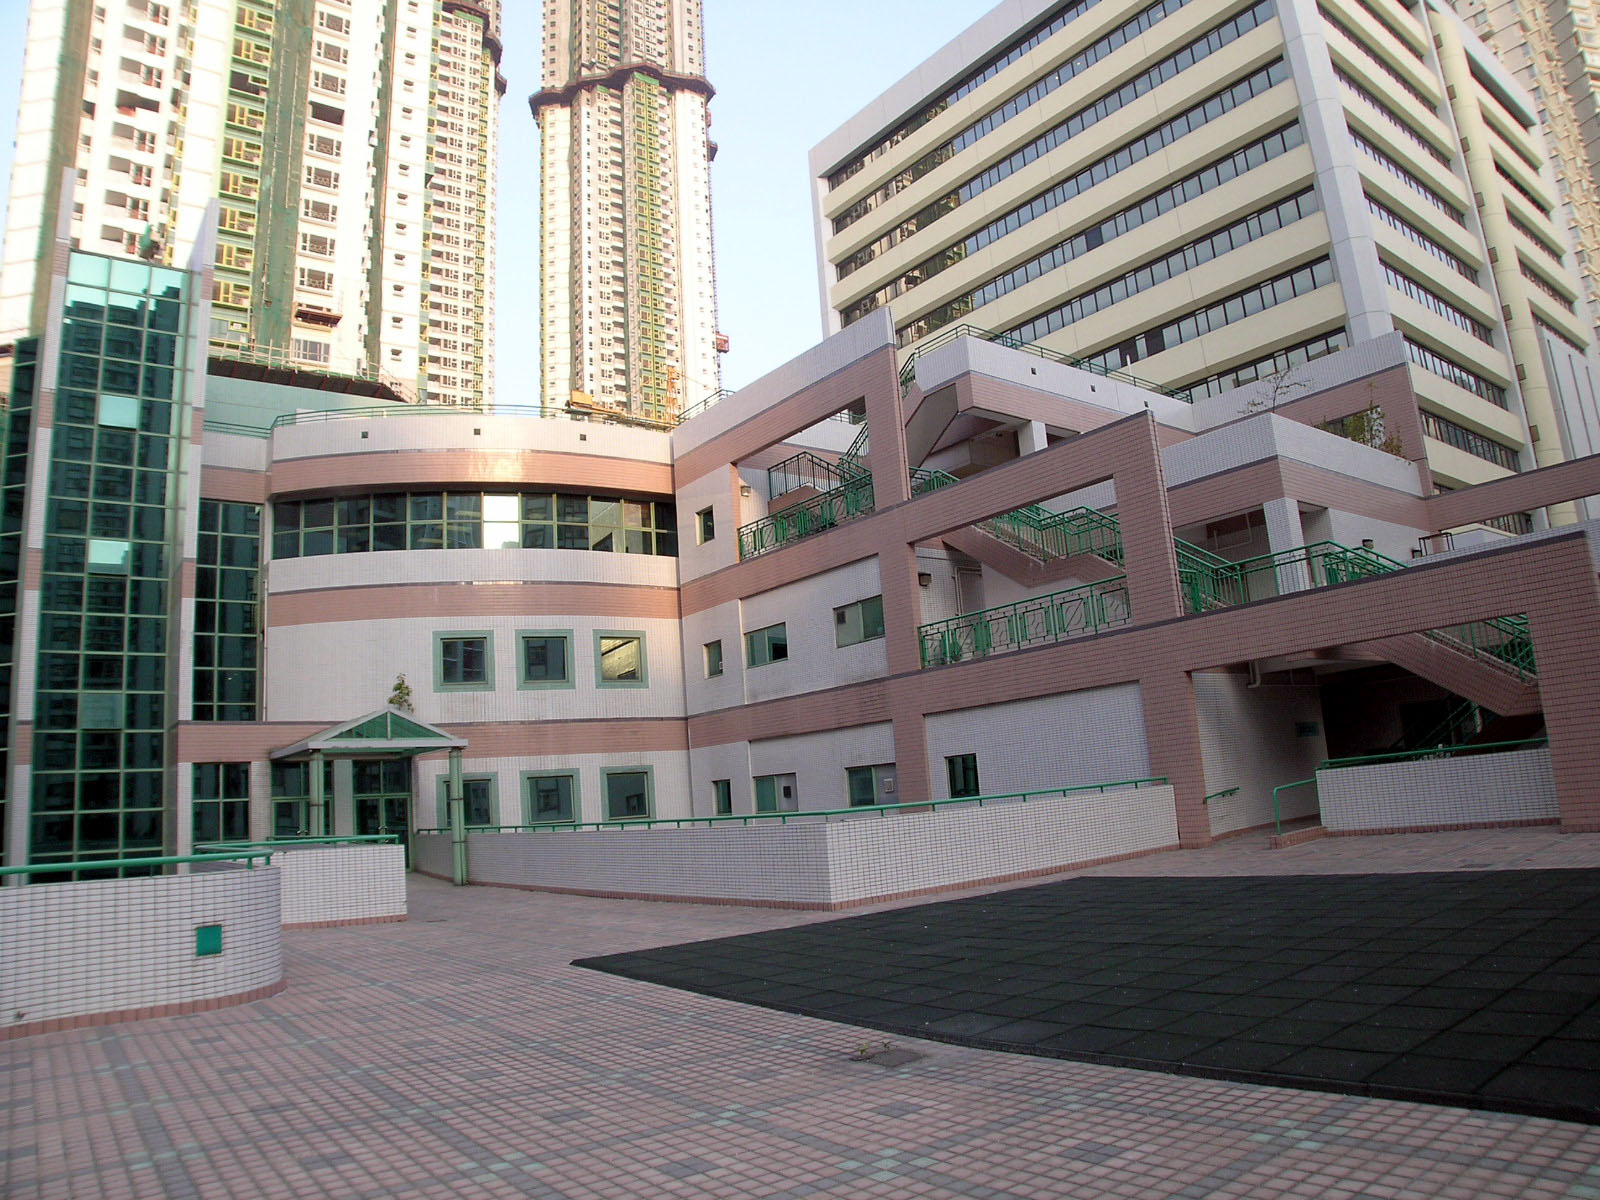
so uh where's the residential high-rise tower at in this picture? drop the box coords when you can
[531,0,720,423]
[0,0,503,406]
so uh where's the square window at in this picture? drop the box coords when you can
[595,631,646,686]
[97,392,140,428]
[696,506,715,543]
[834,596,885,647]
[518,631,573,688]
[87,538,131,574]
[703,639,723,678]
[603,768,652,821]
[745,623,788,668]
[435,631,492,690]
[437,775,495,826]
[524,771,577,823]
[946,753,980,798]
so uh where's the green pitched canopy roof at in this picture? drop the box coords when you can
[269,707,467,760]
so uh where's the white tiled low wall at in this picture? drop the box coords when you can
[2,867,283,1036]
[1318,748,1556,832]
[271,845,407,926]
[413,833,453,879]
[458,784,1179,907]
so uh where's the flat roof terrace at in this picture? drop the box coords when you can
[7,828,1600,1199]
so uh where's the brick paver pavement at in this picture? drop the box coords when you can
[6,827,1600,1199]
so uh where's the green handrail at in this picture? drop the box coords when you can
[918,575,1131,666]
[0,850,278,878]
[737,474,875,559]
[412,777,1170,834]
[196,835,400,852]
[1319,736,1548,771]
[1271,779,1317,836]
[1203,787,1240,803]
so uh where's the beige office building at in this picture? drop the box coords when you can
[0,0,503,405]
[812,0,1600,507]
[532,0,720,423]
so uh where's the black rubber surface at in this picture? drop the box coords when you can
[575,870,1600,1123]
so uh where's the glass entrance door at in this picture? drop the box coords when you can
[353,758,412,855]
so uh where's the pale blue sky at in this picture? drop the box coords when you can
[0,0,989,398]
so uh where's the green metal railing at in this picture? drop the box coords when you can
[897,323,1192,402]
[195,835,400,853]
[737,474,875,559]
[1271,779,1318,836]
[413,777,1169,835]
[918,575,1131,666]
[0,850,279,882]
[839,422,871,475]
[767,450,859,501]
[1320,736,1548,771]
[1203,787,1240,803]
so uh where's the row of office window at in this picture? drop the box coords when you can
[434,629,647,691]
[703,596,885,678]
[271,491,679,558]
[439,768,653,826]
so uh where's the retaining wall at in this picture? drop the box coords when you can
[1318,748,1556,832]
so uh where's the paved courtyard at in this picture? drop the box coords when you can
[6,827,1600,1199]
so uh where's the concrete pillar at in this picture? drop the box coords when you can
[1142,672,1211,847]
[1263,498,1312,593]
[309,750,326,838]
[1017,420,1048,457]
[448,747,467,885]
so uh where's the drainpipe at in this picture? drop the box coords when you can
[448,747,467,886]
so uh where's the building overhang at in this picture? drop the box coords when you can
[269,707,467,761]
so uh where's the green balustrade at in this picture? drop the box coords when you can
[0,849,279,881]
[737,475,875,559]
[919,576,1131,666]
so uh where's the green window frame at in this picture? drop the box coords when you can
[712,778,732,816]
[696,506,715,543]
[518,629,574,689]
[602,767,653,821]
[745,622,788,668]
[834,595,885,647]
[946,753,981,798]
[436,774,496,827]
[595,630,647,687]
[434,630,493,691]
[703,639,723,678]
[193,761,250,844]
[522,770,578,824]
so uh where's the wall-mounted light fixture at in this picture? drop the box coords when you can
[739,484,752,497]
[917,572,932,587]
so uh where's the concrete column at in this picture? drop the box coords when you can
[1142,672,1211,847]
[1112,414,1185,623]
[1263,498,1312,592]
[1017,420,1047,457]
[448,747,467,885]
[309,750,326,838]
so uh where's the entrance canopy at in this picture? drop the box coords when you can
[270,707,467,762]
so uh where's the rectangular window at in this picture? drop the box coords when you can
[603,768,652,821]
[193,761,250,844]
[753,773,797,813]
[745,623,788,668]
[437,775,495,827]
[712,778,732,816]
[519,631,572,687]
[524,772,577,824]
[834,595,885,647]
[946,753,980,798]
[595,631,646,686]
[703,639,723,678]
[435,631,492,690]
[696,506,715,543]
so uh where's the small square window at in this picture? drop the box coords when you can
[603,768,652,821]
[946,753,981,798]
[435,631,492,690]
[87,538,131,574]
[834,595,885,647]
[745,623,788,668]
[703,639,723,678]
[696,506,715,543]
[97,392,140,428]
[524,771,577,824]
[596,631,646,686]
[518,631,573,688]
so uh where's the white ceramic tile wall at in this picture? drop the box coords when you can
[674,467,741,585]
[268,545,679,594]
[265,615,685,725]
[272,410,675,465]
[738,559,888,704]
[413,833,453,878]
[418,751,693,826]
[748,723,897,812]
[271,845,407,925]
[688,742,756,816]
[915,548,964,625]
[456,783,1177,905]
[1318,748,1556,831]
[200,430,270,472]
[680,598,747,715]
[924,685,1151,798]
[0,867,283,1028]
[1193,673,1328,836]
